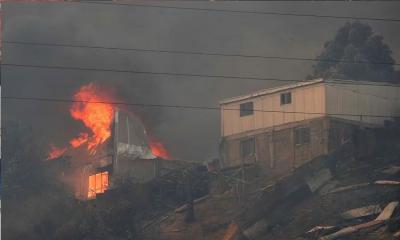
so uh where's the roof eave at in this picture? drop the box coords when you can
[220,78,324,105]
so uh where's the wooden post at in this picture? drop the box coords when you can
[184,168,195,223]
[270,129,275,168]
[112,110,119,174]
[293,127,296,170]
[239,141,244,204]
[241,159,245,204]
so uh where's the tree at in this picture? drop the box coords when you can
[2,121,44,189]
[2,121,75,240]
[310,22,398,82]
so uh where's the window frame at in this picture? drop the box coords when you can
[88,171,109,199]
[240,138,255,158]
[239,101,254,117]
[294,127,310,145]
[280,92,292,105]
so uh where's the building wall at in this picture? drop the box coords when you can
[325,82,400,126]
[221,83,326,137]
[221,117,330,179]
[219,80,395,179]
[113,157,186,183]
[221,81,400,138]
[221,117,377,179]
[114,110,154,160]
[114,158,158,182]
[328,117,376,158]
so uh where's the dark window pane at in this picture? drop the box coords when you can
[287,92,292,103]
[280,92,292,105]
[240,102,254,117]
[295,129,301,145]
[241,138,255,157]
[303,128,310,143]
[295,127,310,145]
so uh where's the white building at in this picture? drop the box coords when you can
[219,79,400,178]
[221,78,400,137]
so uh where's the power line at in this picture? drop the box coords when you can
[5,40,400,67]
[3,96,400,119]
[3,63,400,88]
[83,2,400,23]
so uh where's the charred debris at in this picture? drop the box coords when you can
[139,120,400,240]
[6,120,400,240]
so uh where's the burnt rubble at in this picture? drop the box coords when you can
[4,122,400,240]
[143,121,400,240]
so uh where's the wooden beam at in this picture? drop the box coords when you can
[320,201,399,240]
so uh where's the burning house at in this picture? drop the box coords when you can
[47,83,176,200]
[219,78,400,179]
[73,109,173,200]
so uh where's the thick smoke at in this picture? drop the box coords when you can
[3,2,400,161]
[3,3,400,238]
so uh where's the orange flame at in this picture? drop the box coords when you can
[47,144,67,160]
[69,83,114,151]
[88,171,109,199]
[149,136,170,159]
[46,83,115,160]
[69,133,89,148]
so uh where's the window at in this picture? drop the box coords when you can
[295,127,310,145]
[280,92,292,105]
[88,171,109,199]
[241,138,255,157]
[240,102,254,117]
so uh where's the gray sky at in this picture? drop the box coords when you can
[3,1,400,161]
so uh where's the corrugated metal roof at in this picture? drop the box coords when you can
[219,78,324,104]
[219,78,399,104]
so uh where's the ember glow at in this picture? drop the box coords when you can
[47,144,67,160]
[149,136,170,159]
[88,171,109,199]
[70,83,114,151]
[69,133,89,148]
